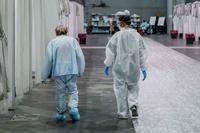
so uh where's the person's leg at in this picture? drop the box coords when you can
[113,80,129,119]
[55,76,67,121]
[66,75,78,108]
[127,83,139,118]
[66,75,80,121]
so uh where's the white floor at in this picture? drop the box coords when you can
[134,38,200,133]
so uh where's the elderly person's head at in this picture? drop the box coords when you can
[55,25,68,36]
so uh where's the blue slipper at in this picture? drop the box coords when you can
[56,114,65,121]
[69,108,80,121]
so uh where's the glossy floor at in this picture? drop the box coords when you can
[0,35,200,133]
[149,34,200,61]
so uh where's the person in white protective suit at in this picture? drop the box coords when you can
[104,16,148,119]
[41,25,85,122]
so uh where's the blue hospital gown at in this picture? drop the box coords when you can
[41,35,85,80]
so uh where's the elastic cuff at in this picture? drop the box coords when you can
[104,60,112,67]
[140,66,147,71]
[58,110,66,115]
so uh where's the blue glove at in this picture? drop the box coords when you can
[142,70,147,81]
[104,66,109,76]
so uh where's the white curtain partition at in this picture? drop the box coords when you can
[0,0,84,113]
[15,0,59,97]
[0,0,15,114]
[31,0,59,84]
[78,4,85,34]
[31,0,46,85]
[68,1,84,38]
[15,0,31,97]
[0,0,9,101]
[58,0,70,26]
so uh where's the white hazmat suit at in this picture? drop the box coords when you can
[104,28,147,118]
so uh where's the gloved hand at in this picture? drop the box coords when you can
[104,66,110,76]
[142,70,147,81]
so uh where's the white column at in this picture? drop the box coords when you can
[167,0,174,34]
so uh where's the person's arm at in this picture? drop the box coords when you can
[139,37,148,80]
[74,39,85,76]
[103,34,117,76]
[139,37,148,71]
[41,42,53,80]
[104,35,117,67]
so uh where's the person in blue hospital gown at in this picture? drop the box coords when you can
[104,16,148,119]
[41,25,85,122]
